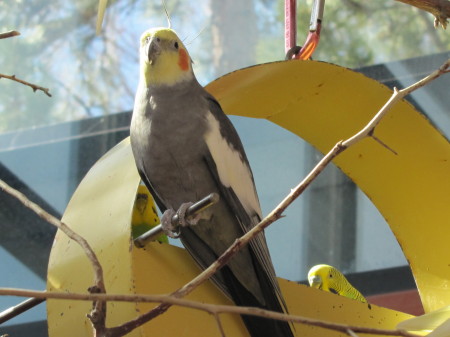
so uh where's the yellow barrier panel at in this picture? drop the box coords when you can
[48,60,446,336]
[207,60,450,313]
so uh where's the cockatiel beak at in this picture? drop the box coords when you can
[146,37,161,65]
[145,36,176,65]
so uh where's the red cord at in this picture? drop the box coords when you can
[285,0,324,60]
[285,0,297,55]
[296,23,321,60]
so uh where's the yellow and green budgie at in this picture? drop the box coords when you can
[131,185,168,244]
[308,264,370,308]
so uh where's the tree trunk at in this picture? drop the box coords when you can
[210,0,258,78]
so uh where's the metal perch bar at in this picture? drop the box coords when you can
[134,193,220,248]
[0,297,45,324]
[309,0,325,32]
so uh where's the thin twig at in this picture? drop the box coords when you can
[0,30,20,39]
[342,58,450,148]
[107,57,450,336]
[394,0,450,28]
[214,314,226,337]
[0,288,421,337]
[0,73,52,97]
[96,0,108,35]
[347,328,361,337]
[0,179,106,330]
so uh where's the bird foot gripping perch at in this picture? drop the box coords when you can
[134,193,220,247]
[161,202,198,239]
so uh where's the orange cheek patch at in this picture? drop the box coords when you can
[178,48,189,71]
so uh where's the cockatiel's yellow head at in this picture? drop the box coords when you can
[139,28,193,87]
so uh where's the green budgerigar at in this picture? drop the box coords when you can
[131,184,168,244]
[308,264,370,308]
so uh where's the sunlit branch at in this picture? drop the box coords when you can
[395,0,450,28]
[0,179,106,331]
[0,287,421,337]
[0,30,20,39]
[0,73,52,97]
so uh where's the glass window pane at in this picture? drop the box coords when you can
[1,0,449,328]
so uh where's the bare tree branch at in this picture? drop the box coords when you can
[0,179,106,331]
[0,73,52,97]
[394,0,450,28]
[214,313,226,337]
[417,9,447,50]
[343,58,450,148]
[0,30,20,39]
[0,287,422,337]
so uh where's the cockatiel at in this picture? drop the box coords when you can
[130,27,294,337]
[308,264,370,307]
[131,184,168,244]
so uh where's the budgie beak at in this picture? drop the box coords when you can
[309,275,322,289]
[135,193,148,215]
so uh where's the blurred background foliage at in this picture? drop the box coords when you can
[0,0,449,132]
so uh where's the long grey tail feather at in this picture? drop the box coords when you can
[221,264,295,337]
[180,225,294,336]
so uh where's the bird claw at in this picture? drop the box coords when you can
[161,209,179,238]
[177,202,200,227]
[161,202,201,238]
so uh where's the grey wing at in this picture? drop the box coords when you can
[204,96,289,313]
[130,138,168,213]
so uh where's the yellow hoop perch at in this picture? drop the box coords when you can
[48,60,446,336]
